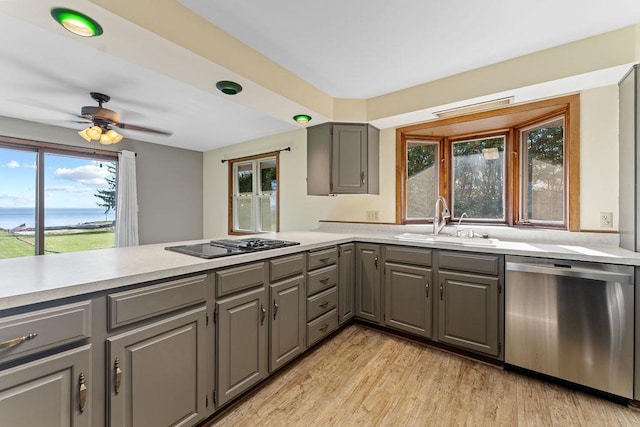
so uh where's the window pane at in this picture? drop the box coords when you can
[406,141,438,219]
[0,148,37,259]
[258,196,276,231]
[521,118,564,222]
[235,197,253,231]
[259,158,277,195]
[452,136,505,219]
[236,163,253,195]
[43,154,115,254]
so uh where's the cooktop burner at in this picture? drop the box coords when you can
[165,238,300,259]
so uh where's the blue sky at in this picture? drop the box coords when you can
[0,147,115,208]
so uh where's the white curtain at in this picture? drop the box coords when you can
[116,150,139,247]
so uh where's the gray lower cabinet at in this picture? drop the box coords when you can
[436,251,502,358]
[338,243,355,325]
[107,306,207,427]
[269,275,305,372]
[355,243,381,323]
[384,262,432,337]
[0,344,92,427]
[216,286,267,407]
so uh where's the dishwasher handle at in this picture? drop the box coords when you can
[506,262,633,284]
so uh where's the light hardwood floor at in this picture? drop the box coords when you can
[210,324,640,426]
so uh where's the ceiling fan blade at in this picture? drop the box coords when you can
[115,122,172,136]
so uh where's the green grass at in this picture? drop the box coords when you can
[0,229,115,259]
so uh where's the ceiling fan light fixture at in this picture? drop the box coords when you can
[87,126,102,140]
[77,128,92,142]
[216,80,243,95]
[51,8,103,37]
[106,129,123,144]
[293,114,312,124]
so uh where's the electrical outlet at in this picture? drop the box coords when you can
[366,210,379,222]
[599,212,613,228]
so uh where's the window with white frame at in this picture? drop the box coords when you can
[230,154,278,233]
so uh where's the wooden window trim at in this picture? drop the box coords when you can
[396,94,580,231]
[227,151,280,235]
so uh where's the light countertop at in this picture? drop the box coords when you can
[2,226,639,312]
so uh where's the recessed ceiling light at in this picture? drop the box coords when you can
[51,8,103,37]
[293,114,312,124]
[216,80,243,95]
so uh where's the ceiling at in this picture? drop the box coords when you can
[1,0,639,152]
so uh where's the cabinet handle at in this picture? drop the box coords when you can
[260,304,267,325]
[114,358,122,395]
[78,373,87,413]
[319,257,330,263]
[273,300,279,320]
[361,171,365,185]
[374,255,378,270]
[319,324,329,332]
[0,332,38,349]
[319,277,330,283]
[319,301,329,308]
[426,282,430,298]
[439,283,444,300]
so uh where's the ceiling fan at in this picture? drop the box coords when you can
[76,92,172,145]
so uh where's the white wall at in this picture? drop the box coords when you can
[579,85,620,230]
[203,86,621,236]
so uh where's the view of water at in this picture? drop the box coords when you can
[0,208,115,230]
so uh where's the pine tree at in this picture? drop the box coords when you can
[95,163,116,219]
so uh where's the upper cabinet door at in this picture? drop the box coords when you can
[331,124,367,194]
[307,123,379,195]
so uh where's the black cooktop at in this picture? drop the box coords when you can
[165,238,300,259]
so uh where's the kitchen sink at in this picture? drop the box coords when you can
[393,233,499,247]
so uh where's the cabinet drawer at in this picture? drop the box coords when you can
[307,286,337,321]
[216,262,266,297]
[438,251,501,276]
[307,308,338,347]
[108,274,207,329]
[270,253,304,282]
[385,245,432,267]
[307,264,337,296]
[0,301,91,363]
[307,247,337,270]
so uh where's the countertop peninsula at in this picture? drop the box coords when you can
[2,224,640,311]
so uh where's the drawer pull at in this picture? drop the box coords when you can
[319,301,329,308]
[319,324,329,332]
[319,257,330,263]
[78,373,87,413]
[273,300,279,320]
[260,304,267,326]
[0,332,38,349]
[114,358,122,395]
[319,277,330,284]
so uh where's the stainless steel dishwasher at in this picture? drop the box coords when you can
[505,255,634,398]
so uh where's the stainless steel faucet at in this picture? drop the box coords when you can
[433,196,451,235]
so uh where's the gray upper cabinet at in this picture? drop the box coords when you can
[338,243,355,325]
[384,246,432,338]
[436,251,503,358]
[355,243,382,323]
[107,306,207,427]
[0,344,92,427]
[307,122,379,195]
[619,65,640,251]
